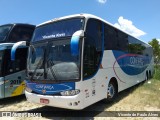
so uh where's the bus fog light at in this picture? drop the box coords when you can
[61,90,80,96]
[25,87,32,93]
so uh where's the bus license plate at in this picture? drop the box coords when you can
[40,98,49,104]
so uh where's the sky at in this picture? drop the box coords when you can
[0,0,160,43]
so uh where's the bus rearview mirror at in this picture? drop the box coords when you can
[71,36,80,56]
[11,41,27,61]
[70,30,84,56]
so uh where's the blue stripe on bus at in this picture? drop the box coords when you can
[26,81,75,95]
[112,50,151,75]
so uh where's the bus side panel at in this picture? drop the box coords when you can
[79,69,107,108]
[4,71,26,98]
[102,50,132,92]
[102,50,153,92]
[80,49,153,108]
[0,77,5,99]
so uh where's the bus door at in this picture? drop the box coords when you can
[3,48,27,98]
[83,19,105,102]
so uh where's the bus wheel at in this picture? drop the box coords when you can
[106,82,117,102]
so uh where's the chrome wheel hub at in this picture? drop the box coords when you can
[108,84,115,98]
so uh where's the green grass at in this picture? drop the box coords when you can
[134,79,160,108]
[153,65,160,80]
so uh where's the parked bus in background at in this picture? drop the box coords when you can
[11,14,154,109]
[0,23,35,99]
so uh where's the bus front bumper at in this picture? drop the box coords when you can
[25,90,84,110]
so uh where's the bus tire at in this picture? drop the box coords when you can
[106,81,117,102]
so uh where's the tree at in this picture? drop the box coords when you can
[148,38,160,65]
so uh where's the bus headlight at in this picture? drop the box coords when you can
[25,87,32,93]
[60,89,80,96]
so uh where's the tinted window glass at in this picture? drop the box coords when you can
[83,19,102,78]
[104,25,118,50]
[4,48,28,76]
[128,36,146,55]
[104,24,128,51]
[33,18,84,42]
[117,31,128,51]
[0,25,12,41]
[8,26,34,42]
[104,24,150,56]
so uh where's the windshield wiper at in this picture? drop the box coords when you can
[30,58,44,80]
[47,59,57,80]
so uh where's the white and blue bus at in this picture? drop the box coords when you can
[12,14,154,109]
[0,23,35,98]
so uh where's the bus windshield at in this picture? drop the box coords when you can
[27,18,84,82]
[28,39,81,82]
[0,25,12,41]
[32,18,84,42]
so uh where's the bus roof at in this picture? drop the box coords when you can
[0,23,35,28]
[37,13,151,47]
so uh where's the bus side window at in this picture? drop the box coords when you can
[104,24,128,52]
[15,48,28,71]
[5,58,20,74]
[3,48,27,76]
[8,25,34,42]
[4,54,15,75]
[104,24,117,50]
[83,19,102,78]
[128,36,146,55]
[8,31,19,42]
[117,31,128,52]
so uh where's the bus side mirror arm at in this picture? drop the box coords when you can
[11,41,27,61]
